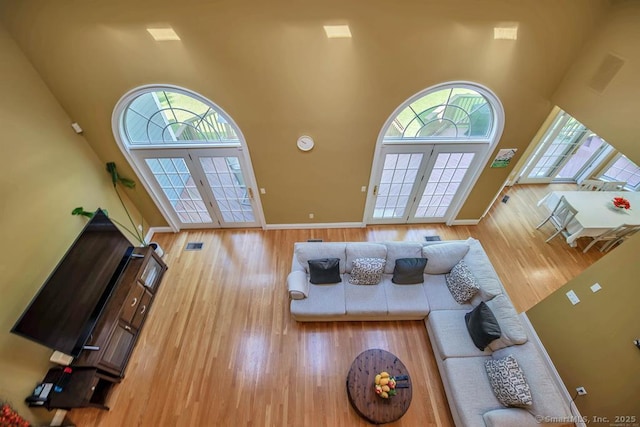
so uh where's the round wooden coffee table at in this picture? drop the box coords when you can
[346,348,412,424]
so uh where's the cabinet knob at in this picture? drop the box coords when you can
[140,305,146,315]
[131,297,138,307]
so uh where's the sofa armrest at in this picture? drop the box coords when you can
[287,270,309,300]
[483,409,540,427]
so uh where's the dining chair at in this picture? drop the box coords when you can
[536,196,579,243]
[577,179,604,191]
[591,224,640,252]
[601,181,627,191]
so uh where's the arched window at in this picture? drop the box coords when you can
[365,82,503,225]
[382,86,494,141]
[121,89,240,146]
[113,85,262,230]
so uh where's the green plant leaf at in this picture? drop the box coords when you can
[71,207,94,218]
[106,162,118,187]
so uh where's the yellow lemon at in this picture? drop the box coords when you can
[380,372,390,378]
[375,374,381,385]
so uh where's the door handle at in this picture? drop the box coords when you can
[247,187,254,200]
[373,185,378,196]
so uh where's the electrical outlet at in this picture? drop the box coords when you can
[137,224,143,232]
[361,186,367,192]
[566,290,580,305]
[576,386,587,396]
[260,188,266,194]
[308,213,314,219]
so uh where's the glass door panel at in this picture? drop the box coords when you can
[372,151,424,220]
[144,156,215,226]
[194,150,259,227]
[555,135,609,181]
[414,151,475,220]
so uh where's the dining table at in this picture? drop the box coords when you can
[537,190,640,246]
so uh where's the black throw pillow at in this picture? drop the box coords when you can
[392,258,427,284]
[308,258,341,284]
[464,302,502,351]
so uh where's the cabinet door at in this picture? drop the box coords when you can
[120,282,145,324]
[100,322,136,375]
[139,255,163,291]
[131,290,152,330]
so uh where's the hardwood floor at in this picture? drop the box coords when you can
[68,184,604,426]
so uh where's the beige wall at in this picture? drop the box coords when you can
[0,0,609,224]
[527,232,640,419]
[553,0,640,164]
[527,2,640,420]
[0,25,141,424]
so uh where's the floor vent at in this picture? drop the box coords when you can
[185,242,204,251]
[307,239,323,242]
[424,236,442,242]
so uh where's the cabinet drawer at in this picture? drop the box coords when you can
[120,282,145,324]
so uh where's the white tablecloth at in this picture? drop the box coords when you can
[538,191,640,245]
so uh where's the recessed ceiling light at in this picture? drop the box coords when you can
[494,25,518,40]
[323,25,352,39]
[147,27,181,41]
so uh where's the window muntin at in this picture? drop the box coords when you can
[383,87,493,141]
[601,155,640,191]
[123,90,239,145]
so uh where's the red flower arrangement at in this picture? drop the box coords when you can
[0,404,30,427]
[612,197,631,210]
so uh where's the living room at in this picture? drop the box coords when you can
[0,0,638,426]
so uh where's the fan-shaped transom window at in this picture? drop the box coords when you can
[122,89,239,146]
[384,86,494,141]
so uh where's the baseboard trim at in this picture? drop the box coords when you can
[450,219,480,225]
[264,222,365,230]
[146,226,174,242]
[520,313,586,427]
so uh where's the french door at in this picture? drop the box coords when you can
[132,147,260,228]
[367,144,485,224]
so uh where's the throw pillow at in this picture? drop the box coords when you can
[308,258,341,284]
[464,302,501,351]
[422,242,470,274]
[485,354,533,407]
[392,258,427,284]
[445,260,480,304]
[349,258,386,285]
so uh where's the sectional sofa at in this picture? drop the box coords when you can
[287,238,574,427]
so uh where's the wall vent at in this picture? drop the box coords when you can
[589,53,625,93]
[185,242,204,251]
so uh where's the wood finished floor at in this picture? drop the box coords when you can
[67,184,604,426]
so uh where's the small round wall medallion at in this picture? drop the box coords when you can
[297,135,314,152]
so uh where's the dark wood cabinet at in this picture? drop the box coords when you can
[73,246,167,378]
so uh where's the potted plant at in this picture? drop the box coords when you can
[72,162,164,256]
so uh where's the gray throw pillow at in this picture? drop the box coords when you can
[308,258,341,284]
[464,302,501,351]
[422,242,470,274]
[445,260,480,304]
[349,258,386,285]
[392,258,427,284]
[485,354,533,407]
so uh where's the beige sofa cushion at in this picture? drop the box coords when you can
[423,241,470,274]
[294,242,347,273]
[383,242,423,273]
[346,243,387,273]
[485,295,528,350]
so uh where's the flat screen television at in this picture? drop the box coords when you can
[12,209,134,357]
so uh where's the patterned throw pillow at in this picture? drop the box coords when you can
[485,355,533,407]
[349,258,386,285]
[445,260,480,304]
